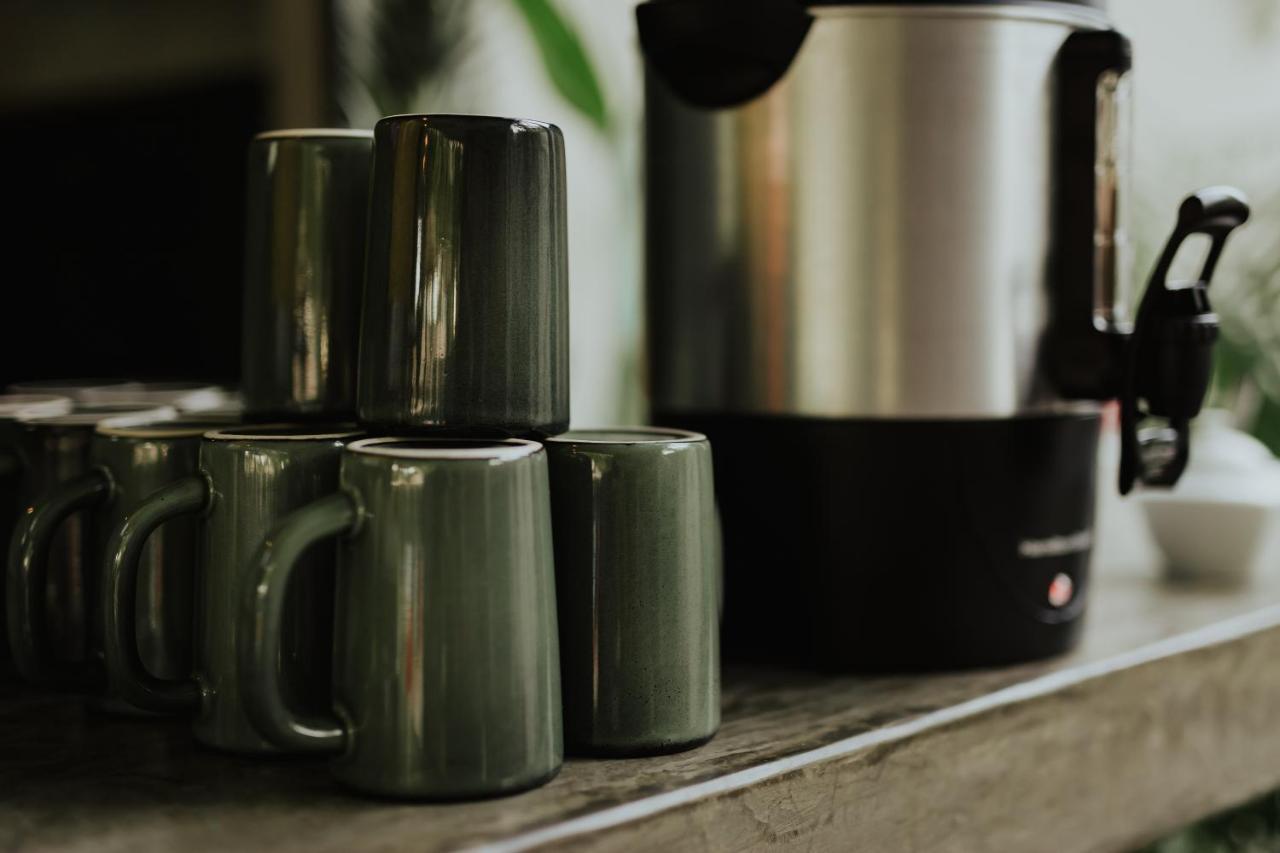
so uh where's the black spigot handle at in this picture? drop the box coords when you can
[1144,187,1251,294]
[1118,186,1250,495]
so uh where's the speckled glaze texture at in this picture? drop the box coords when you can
[545,429,720,755]
[103,428,353,752]
[356,115,569,436]
[241,439,562,799]
[241,132,373,420]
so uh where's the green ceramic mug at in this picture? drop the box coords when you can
[0,394,73,674]
[7,418,235,701]
[241,130,374,420]
[545,428,720,755]
[102,424,360,752]
[6,404,177,680]
[0,395,74,547]
[357,115,569,436]
[240,437,562,799]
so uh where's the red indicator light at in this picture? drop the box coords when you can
[1048,573,1074,608]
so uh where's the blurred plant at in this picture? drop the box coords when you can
[338,0,608,135]
[509,0,609,133]
[362,0,471,116]
[1146,788,1280,853]
[1208,205,1280,453]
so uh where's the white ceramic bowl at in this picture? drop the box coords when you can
[1142,498,1280,585]
[1136,412,1280,585]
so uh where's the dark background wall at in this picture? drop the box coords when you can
[0,0,333,390]
[0,80,262,387]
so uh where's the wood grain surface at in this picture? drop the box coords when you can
[2,560,1278,852]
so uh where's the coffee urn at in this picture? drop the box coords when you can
[638,0,1249,669]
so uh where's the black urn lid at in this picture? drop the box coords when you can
[638,0,1107,110]
[804,0,1102,7]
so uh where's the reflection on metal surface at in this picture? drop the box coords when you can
[1093,68,1133,333]
[647,7,1120,418]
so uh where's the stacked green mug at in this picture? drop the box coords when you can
[8,415,232,705]
[545,429,720,756]
[241,436,562,797]
[95,130,375,747]
[240,129,373,421]
[6,403,178,684]
[0,393,73,675]
[103,424,358,751]
[242,115,569,797]
[82,114,721,805]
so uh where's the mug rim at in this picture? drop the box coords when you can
[544,426,708,446]
[348,436,542,461]
[97,418,240,439]
[18,404,178,428]
[205,423,362,442]
[81,382,229,409]
[375,113,560,134]
[254,128,374,141]
[7,378,140,401]
[0,394,73,419]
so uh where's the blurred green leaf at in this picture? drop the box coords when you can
[1253,396,1280,455]
[509,0,609,132]
[1211,333,1254,400]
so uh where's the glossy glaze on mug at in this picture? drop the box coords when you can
[242,437,562,798]
[545,428,720,755]
[241,131,373,419]
[0,397,75,562]
[93,423,234,681]
[357,115,569,436]
[102,425,356,752]
[197,429,352,751]
[6,405,176,673]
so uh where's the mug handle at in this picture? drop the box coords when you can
[102,475,207,713]
[7,470,111,686]
[240,491,356,753]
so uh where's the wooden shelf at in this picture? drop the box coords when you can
[4,560,1280,851]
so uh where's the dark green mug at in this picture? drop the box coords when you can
[241,437,562,798]
[0,395,74,545]
[7,418,235,701]
[6,404,177,679]
[103,424,360,752]
[357,115,569,436]
[0,394,73,675]
[545,428,720,755]
[241,130,374,420]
